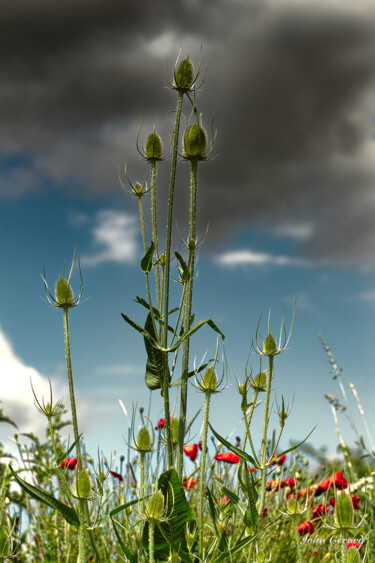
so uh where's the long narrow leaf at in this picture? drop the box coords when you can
[111,517,138,563]
[209,423,257,466]
[8,465,80,527]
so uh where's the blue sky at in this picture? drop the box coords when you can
[2,0,375,470]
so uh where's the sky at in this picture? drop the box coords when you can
[2,0,375,471]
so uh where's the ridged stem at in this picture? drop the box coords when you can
[149,520,155,563]
[258,355,274,520]
[163,90,184,468]
[198,390,211,559]
[177,158,198,479]
[150,161,161,314]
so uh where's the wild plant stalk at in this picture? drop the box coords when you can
[258,354,274,519]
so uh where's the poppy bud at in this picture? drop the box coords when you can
[144,132,163,161]
[334,491,353,530]
[263,333,278,355]
[55,276,74,306]
[183,124,208,160]
[136,425,152,452]
[146,490,165,521]
[174,57,194,91]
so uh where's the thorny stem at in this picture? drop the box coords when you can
[163,89,184,468]
[177,158,198,479]
[258,355,274,520]
[63,308,93,562]
[149,520,155,563]
[198,390,211,559]
[293,516,303,563]
[150,160,162,315]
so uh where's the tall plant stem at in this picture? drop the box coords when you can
[293,516,303,563]
[198,390,211,560]
[258,355,274,519]
[177,158,198,479]
[148,520,155,563]
[150,161,161,314]
[63,308,91,562]
[163,90,184,468]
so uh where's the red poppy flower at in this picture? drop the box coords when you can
[214,452,240,464]
[271,453,286,466]
[329,497,335,507]
[183,443,199,462]
[110,470,123,482]
[298,520,314,536]
[284,477,296,490]
[218,496,230,505]
[250,466,257,473]
[61,457,77,470]
[266,479,285,492]
[183,477,196,489]
[155,418,166,430]
[347,540,361,552]
[198,440,208,452]
[314,478,332,496]
[334,472,348,490]
[262,507,267,518]
[235,436,241,447]
[351,495,361,510]
[312,504,329,520]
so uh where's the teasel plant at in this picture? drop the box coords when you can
[120,50,223,477]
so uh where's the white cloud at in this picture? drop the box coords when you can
[0,326,68,437]
[273,222,314,240]
[93,364,144,376]
[215,249,309,267]
[81,210,139,267]
[356,289,375,303]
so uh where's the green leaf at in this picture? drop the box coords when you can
[209,423,257,466]
[168,318,224,352]
[88,513,110,530]
[0,415,18,429]
[141,241,155,273]
[111,517,138,563]
[144,313,168,390]
[142,468,195,561]
[8,465,80,527]
[110,496,149,518]
[275,425,318,460]
[214,480,247,520]
[240,463,259,530]
[175,251,190,282]
[121,313,157,345]
[55,434,83,467]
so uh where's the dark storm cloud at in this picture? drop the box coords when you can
[1,0,375,264]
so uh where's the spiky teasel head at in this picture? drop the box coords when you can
[145,490,166,523]
[173,56,195,92]
[334,491,354,530]
[194,364,226,395]
[144,131,163,161]
[42,247,83,310]
[31,378,65,419]
[182,113,216,161]
[136,425,153,453]
[250,371,267,392]
[253,298,297,357]
[118,166,150,198]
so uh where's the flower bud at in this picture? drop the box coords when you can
[334,491,353,530]
[183,124,208,160]
[144,132,163,160]
[159,254,167,267]
[251,372,267,392]
[263,333,278,355]
[77,471,91,499]
[174,57,194,91]
[55,276,74,307]
[136,425,152,452]
[256,551,266,563]
[134,182,144,196]
[347,545,361,563]
[146,490,165,521]
[201,366,219,393]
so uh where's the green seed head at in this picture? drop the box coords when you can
[256,552,266,563]
[144,132,163,160]
[54,276,74,306]
[201,366,219,392]
[134,182,144,195]
[286,498,297,515]
[146,490,165,521]
[183,124,208,160]
[136,425,152,452]
[251,371,267,392]
[159,253,167,267]
[77,471,91,499]
[263,333,278,355]
[174,57,194,91]
[334,491,353,530]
